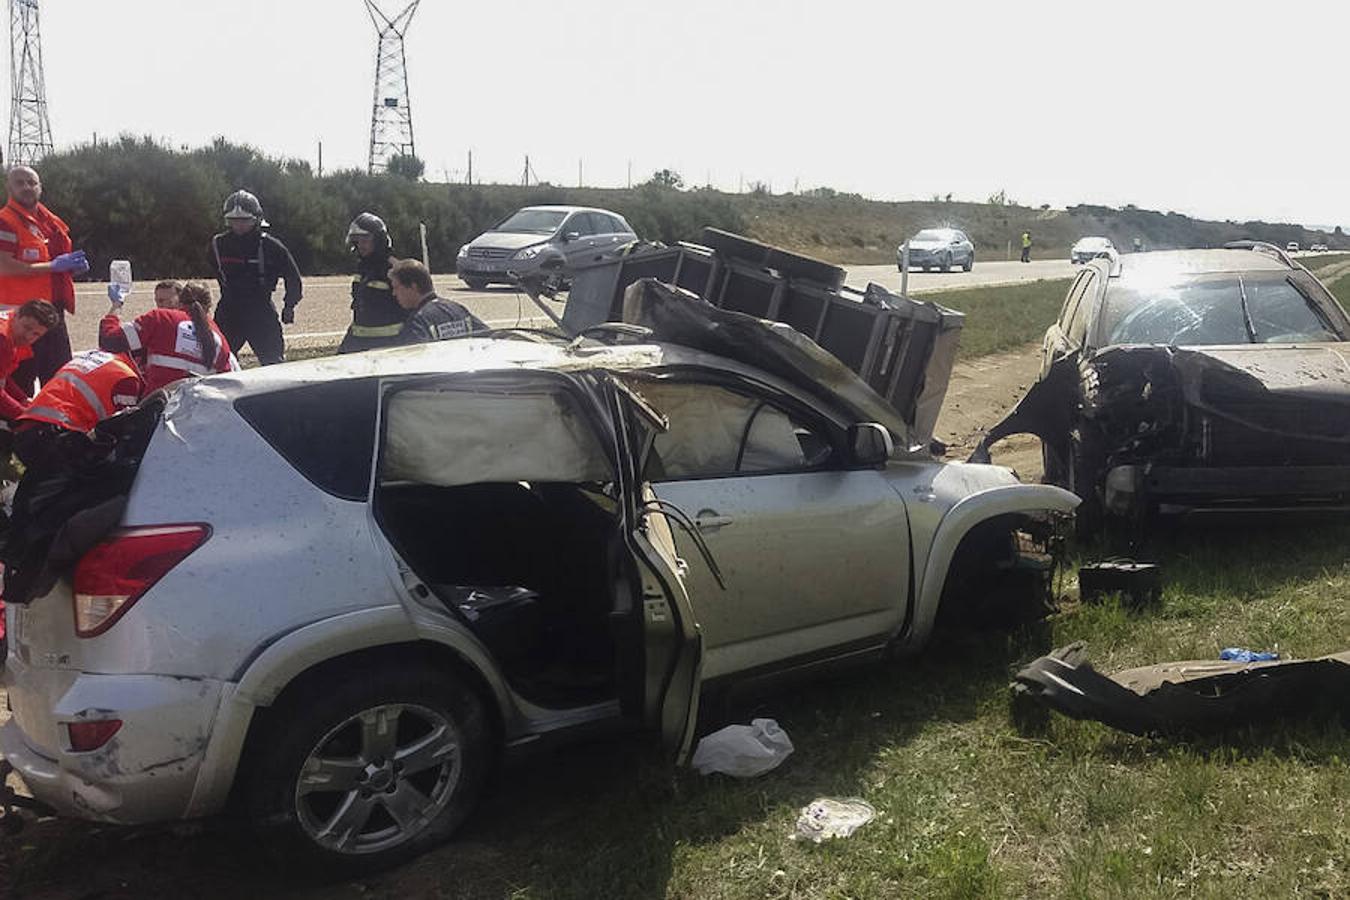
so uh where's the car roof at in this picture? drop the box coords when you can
[519,205,622,217]
[1103,248,1290,280]
[185,336,873,433]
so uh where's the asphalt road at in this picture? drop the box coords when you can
[60,257,1077,358]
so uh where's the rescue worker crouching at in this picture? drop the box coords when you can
[0,300,57,434]
[340,212,409,353]
[390,258,487,344]
[99,280,239,393]
[2,351,144,620]
[14,349,144,474]
[211,190,303,366]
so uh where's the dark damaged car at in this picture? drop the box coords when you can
[975,242,1350,527]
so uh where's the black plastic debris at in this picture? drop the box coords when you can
[1012,641,1350,736]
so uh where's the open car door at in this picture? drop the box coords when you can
[601,373,708,761]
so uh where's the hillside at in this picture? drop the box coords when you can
[34,139,1346,277]
[711,194,1348,265]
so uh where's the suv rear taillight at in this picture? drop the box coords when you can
[73,525,211,637]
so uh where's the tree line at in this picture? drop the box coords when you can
[35,137,747,280]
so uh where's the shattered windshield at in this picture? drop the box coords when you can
[913,229,949,242]
[492,209,568,234]
[1099,273,1342,346]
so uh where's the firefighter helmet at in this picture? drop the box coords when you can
[222,190,265,224]
[346,212,390,251]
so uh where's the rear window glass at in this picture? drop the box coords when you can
[1099,274,1341,346]
[235,379,377,500]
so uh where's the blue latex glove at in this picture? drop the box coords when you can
[51,250,89,275]
[107,283,130,306]
[1219,648,1280,663]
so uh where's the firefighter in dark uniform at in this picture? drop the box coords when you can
[210,191,302,366]
[339,213,409,353]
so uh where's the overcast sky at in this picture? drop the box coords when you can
[33,0,1350,227]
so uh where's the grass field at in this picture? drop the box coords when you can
[380,519,1349,900]
[915,279,1071,359]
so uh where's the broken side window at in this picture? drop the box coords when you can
[621,377,834,481]
[380,379,612,487]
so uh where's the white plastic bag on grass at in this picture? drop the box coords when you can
[691,718,794,777]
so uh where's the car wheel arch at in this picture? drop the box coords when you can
[206,611,509,816]
[225,639,506,811]
[901,484,1079,650]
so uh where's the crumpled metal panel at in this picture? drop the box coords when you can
[1013,641,1350,736]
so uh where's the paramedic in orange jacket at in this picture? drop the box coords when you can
[0,166,90,386]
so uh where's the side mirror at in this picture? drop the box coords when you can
[848,422,894,467]
[562,231,580,243]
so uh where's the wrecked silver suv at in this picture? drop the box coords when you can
[975,242,1350,528]
[3,233,1076,875]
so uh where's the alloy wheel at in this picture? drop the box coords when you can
[294,703,463,855]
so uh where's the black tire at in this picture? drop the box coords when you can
[462,277,488,291]
[962,253,974,272]
[243,663,490,878]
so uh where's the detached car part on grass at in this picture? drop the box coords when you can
[973,244,1350,528]
[1013,641,1350,736]
[2,239,1076,873]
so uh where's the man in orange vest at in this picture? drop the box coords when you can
[14,350,142,473]
[0,166,89,387]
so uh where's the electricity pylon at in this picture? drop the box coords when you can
[364,0,419,174]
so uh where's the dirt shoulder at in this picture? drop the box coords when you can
[934,343,1043,481]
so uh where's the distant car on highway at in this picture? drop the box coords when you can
[899,228,974,273]
[1070,236,1116,265]
[1286,241,1301,253]
[456,205,636,290]
[1311,243,1329,252]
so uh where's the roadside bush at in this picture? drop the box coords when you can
[34,139,746,279]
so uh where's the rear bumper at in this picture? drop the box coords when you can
[1,655,225,824]
[1105,464,1350,515]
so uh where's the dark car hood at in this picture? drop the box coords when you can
[1170,344,1350,403]
[971,341,1350,464]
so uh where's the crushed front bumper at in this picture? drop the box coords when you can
[1105,464,1350,516]
[1,655,225,824]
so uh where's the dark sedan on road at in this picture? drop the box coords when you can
[974,242,1350,530]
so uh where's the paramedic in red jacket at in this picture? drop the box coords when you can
[99,280,238,393]
[0,299,56,426]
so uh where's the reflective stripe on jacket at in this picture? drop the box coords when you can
[19,350,142,432]
[350,256,408,332]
